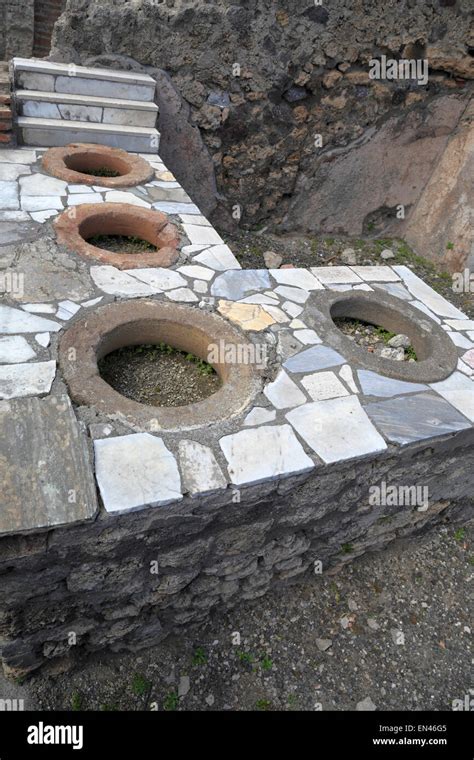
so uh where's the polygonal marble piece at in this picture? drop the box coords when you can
[178,265,215,281]
[448,332,473,349]
[35,333,50,347]
[270,268,323,290]
[357,370,427,398]
[351,266,400,282]
[0,336,36,363]
[274,285,310,303]
[411,300,441,324]
[104,191,151,208]
[178,440,227,496]
[310,266,363,284]
[339,364,359,393]
[94,433,183,513]
[393,266,467,319]
[286,396,387,464]
[300,370,350,401]
[90,266,156,297]
[263,370,307,409]
[284,344,345,373]
[445,319,474,331]
[153,202,201,215]
[193,244,241,271]
[0,180,19,210]
[0,149,36,164]
[0,163,31,181]
[30,209,59,223]
[219,424,314,486]
[243,407,276,426]
[217,300,276,331]
[462,349,474,369]
[211,270,270,299]
[0,305,61,334]
[365,391,472,443]
[19,173,68,196]
[182,223,223,246]
[56,300,81,320]
[130,268,187,291]
[293,329,321,345]
[166,287,199,302]
[374,282,413,301]
[0,360,56,399]
[21,195,64,212]
[430,372,474,422]
[67,194,104,206]
[0,394,98,535]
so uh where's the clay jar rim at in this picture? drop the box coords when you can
[54,202,180,270]
[58,300,262,432]
[304,289,459,383]
[41,143,155,188]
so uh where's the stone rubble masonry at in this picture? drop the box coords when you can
[0,429,473,678]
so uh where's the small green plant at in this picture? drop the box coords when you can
[260,654,273,671]
[237,650,254,665]
[454,528,465,542]
[255,699,272,711]
[163,691,179,711]
[100,702,118,711]
[324,237,335,246]
[367,221,375,232]
[341,542,353,554]
[132,673,151,697]
[192,646,208,666]
[287,693,298,709]
[374,325,396,344]
[406,345,417,360]
[81,166,121,177]
[71,692,83,711]
[446,241,454,250]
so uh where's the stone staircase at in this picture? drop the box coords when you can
[12,58,160,153]
[0,62,13,146]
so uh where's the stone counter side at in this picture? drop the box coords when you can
[0,146,473,677]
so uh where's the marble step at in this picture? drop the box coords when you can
[17,116,160,153]
[15,90,158,128]
[13,57,156,102]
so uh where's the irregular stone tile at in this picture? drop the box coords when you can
[430,372,474,422]
[327,284,352,292]
[458,358,473,377]
[178,440,227,496]
[94,433,183,513]
[0,163,31,181]
[194,244,241,271]
[445,319,474,331]
[0,305,61,334]
[358,370,428,397]
[286,396,387,464]
[274,285,310,303]
[30,209,58,223]
[0,395,98,534]
[411,300,441,324]
[262,304,290,323]
[448,331,473,349]
[177,264,215,281]
[104,191,150,208]
[0,149,36,164]
[393,265,467,319]
[462,349,474,369]
[301,370,350,401]
[365,391,472,443]
[264,369,307,409]
[166,287,199,302]
[182,224,223,246]
[130,268,187,291]
[0,360,56,399]
[282,301,303,318]
[21,303,56,314]
[90,266,156,297]
[69,184,98,193]
[351,265,400,282]
[468,332,474,342]
[0,180,19,210]
[153,201,201,214]
[179,214,210,226]
[353,284,373,291]
[293,329,322,345]
[67,194,104,206]
[211,270,270,299]
[310,266,363,284]
[243,407,276,426]
[339,364,359,393]
[284,344,345,373]
[56,300,81,320]
[289,319,306,329]
[193,280,208,293]
[182,244,209,254]
[270,268,323,290]
[35,333,50,347]
[0,210,30,221]
[373,282,413,301]
[19,174,67,196]
[217,300,275,331]
[219,424,314,486]
[81,297,103,308]
[0,336,36,363]
[238,294,279,305]
[21,195,64,212]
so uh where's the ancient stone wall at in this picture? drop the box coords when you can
[0,0,65,60]
[49,0,474,267]
[1,430,473,678]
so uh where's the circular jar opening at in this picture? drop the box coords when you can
[59,301,262,432]
[54,202,180,270]
[42,143,155,188]
[98,342,222,407]
[305,290,458,383]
